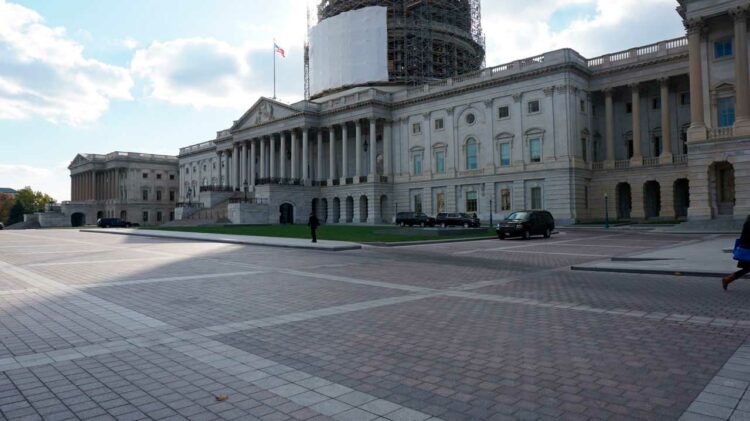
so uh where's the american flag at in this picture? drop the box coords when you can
[274,43,286,58]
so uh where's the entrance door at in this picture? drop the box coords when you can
[279,203,294,224]
[71,213,85,227]
[716,163,735,216]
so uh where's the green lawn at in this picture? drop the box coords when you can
[152,225,496,243]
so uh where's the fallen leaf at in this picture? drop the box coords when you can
[215,394,228,401]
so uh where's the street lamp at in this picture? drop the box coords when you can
[187,187,193,206]
[604,192,609,230]
[243,179,249,202]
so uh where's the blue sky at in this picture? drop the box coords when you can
[0,0,684,201]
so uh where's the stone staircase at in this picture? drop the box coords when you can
[667,216,745,233]
[166,194,242,227]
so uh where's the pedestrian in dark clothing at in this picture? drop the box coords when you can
[308,212,320,243]
[723,215,750,290]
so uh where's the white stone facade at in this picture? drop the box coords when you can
[169,0,749,226]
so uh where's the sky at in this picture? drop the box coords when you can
[0,0,685,201]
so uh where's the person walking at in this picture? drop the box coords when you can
[723,215,750,290]
[307,211,320,243]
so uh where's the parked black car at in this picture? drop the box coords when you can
[0,222,4,230]
[96,218,131,228]
[496,210,555,240]
[395,212,435,227]
[436,213,481,228]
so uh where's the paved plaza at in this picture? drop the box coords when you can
[1,229,750,420]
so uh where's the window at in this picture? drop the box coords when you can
[142,190,148,201]
[531,187,542,209]
[436,192,445,213]
[435,151,445,174]
[718,97,736,127]
[466,139,478,169]
[580,100,586,112]
[203,165,207,171]
[142,172,148,178]
[142,211,148,223]
[592,105,597,117]
[652,98,661,110]
[581,138,588,162]
[528,100,540,114]
[680,92,690,106]
[413,194,422,213]
[434,118,444,130]
[498,106,510,119]
[466,191,478,213]
[499,143,510,167]
[412,123,421,135]
[413,154,422,175]
[627,139,634,159]
[465,113,476,125]
[584,186,590,209]
[714,38,733,59]
[501,189,511,211]
[169,191,175,201]
[652,135,662,157]
[529,138,541,163]
[169,174,175,180]
[156,190,162,201]
[169,211,175,221]
[156,211,163,223]
[626,102,633,114]
[212,162,217,169]
[156,173,162,180]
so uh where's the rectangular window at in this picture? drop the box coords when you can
[531,187,542,209]
[142,190,148,201]
[528,100,540,114]
[156,173,162,180]
[653,135,662,157]
[718,97,736,127]
[169,211,175,221]
[413,154,422,175]
[714,38,733,59]
[592,105,597,117]
[499,143,510,167]
[466,191,478,213]
[626,102,633,114]
[156,211,162,222]
[498,106,510,119]
[434,118,444,130]
[627,139,634,159]
[652,98,661,110]
[501,189,511,211]
[580,100,586,112]
[529,138,541,163]
[680,92,690,106]
[142,211,148,223]
[436,192,445,213]
[581,138,588,162]
[413,194,422,213]
[142,172,148,179]
[435,151,445,174]
[156,190,162,201]
[169,191,175,201]
[412,123,421,135]
[466,142,478,170]
[169,174,175,180]
[584,186,590,209]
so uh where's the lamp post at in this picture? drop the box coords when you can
[187,187,192,206]
[604,192,609,230]
[243,179,248,202]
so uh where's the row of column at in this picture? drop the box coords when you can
[71,170,119,201]
[602,77,675,164]
[685,8,750,139]
[218,119,392,190]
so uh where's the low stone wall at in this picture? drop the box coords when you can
[227,203,269,225]
[38,211,72,228]
[373,227,487,237]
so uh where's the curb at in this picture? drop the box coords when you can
[365,236,496,247]
[570,265,725,278]
[79,229,362,252]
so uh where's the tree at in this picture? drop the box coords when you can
[0,195,14,224]
[8,201,25,226]
[14,187,55,214]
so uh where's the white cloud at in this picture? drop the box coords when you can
[0,0,133,126]
[482,0,684,66]
[0,163,70,202]
[122,37,138,50]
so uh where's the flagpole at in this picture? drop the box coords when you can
[273,39,276,100]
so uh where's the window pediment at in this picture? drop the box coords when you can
[495,132,514,141]
[525,127,545,137]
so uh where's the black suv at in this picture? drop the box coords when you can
[436,213,481,228]
[96,218,131,228]
[395,212,435,227]
[496,210,555,240]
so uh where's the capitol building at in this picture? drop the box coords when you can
[63,0,750,227]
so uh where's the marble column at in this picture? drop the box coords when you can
[686,18,706,141]
[317,131,323,181]
[732,7,750,134]
[329,126,336,181]
[241,142,248,187]
[355,120,362,179]
[302,129,309,182]
[630,83,642,164]
[260,138,266,179]
[233,144,240,190]
[291,130,299,180]
[270,134,277,179]
[369,119,377,177]
[250,139,256,187]
[604,88,615,163]
[341,122,348,181]
[660,78,673,162]
[280,132,287,179]
[383,120,391,178]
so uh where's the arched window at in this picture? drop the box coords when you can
[466,138,478,170]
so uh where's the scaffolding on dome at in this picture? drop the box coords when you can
[311,0,485,91]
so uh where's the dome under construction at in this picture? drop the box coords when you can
[308,0,485,98]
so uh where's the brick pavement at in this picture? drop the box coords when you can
[0,228,747,420]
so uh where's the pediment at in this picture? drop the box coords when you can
[231,97,300,131]
[68,154,91,169]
